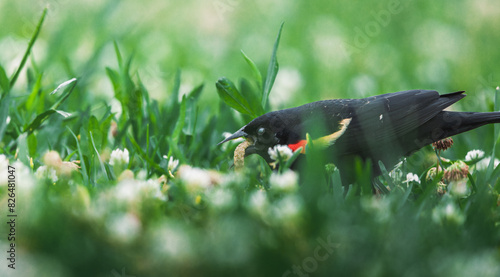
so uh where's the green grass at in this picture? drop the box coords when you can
[1,1,500,276]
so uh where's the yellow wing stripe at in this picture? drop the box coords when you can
[312,118,352,149]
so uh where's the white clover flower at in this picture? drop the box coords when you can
[475,156,500,171]
[109,148,129,166]
[268,145,293,162]
[465,149,485,162]
[114,179,138,202]
[114,178,167,204]
[136,169,147,180]
[166,156,179,173]
[247,190,269,216]
[6,116,10,125]
[178,165,212,193]
[106,212,141,244]
[150,222,192,261]
[35,165,58,183]
[208,188,236,210]
[141,179,167,201]
[269,170,298,193]
[272,195,303,222]
[404,173,420,184]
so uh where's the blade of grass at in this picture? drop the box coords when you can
[113,41,123,69]
[241,50,262,90]
[397,182,413,209]
[25,79,77,134]
[378,160,395,190]
[0,95,9,142]
[129,134,168,176]
[284,148,303,170]
[261,22,284,109]
[486,87,500,183]
[0,65,9,94]
[9,8,47,90]
[172,95,187,143]
[25,73,43,112]
[89,131,109,181]
[67,127,89,186]
[330,169,345,204]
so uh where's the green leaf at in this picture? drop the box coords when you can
[240,78,265,116]
[261,22,284,109]
[10,8,47,89]
[241,50,262,89]
[0,65,9,95]
[216,77,255,117]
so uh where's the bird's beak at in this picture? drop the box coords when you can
[217,127,248,145]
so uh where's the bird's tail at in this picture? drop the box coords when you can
[448,111,500,135]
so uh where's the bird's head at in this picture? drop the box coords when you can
[219,103,353,165]
[218,110,303,162]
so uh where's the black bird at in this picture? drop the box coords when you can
[219,90,500,185]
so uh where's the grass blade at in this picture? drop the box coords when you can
[89,131,109,181]
[261,22,284,109]
[378,160,395,190]
[0,65,9,95]
[172,95,187,142]
[67,127,89,186]
[9,8,47,90]
[25,78,77,134]
[241,50,262,89]
[50,78,77,110]
[0,95,9,142]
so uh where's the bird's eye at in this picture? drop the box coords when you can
[257,127,265,136]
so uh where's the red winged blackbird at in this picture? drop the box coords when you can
[219,90,500,185]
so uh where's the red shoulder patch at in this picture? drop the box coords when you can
[288,140,307,154]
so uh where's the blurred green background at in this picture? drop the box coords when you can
[1,0,500,276]
[2,0,499,154]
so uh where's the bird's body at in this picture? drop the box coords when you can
[220,90,500,185]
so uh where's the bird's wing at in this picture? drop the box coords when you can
[337,90,465,154]
[298,90,465,155]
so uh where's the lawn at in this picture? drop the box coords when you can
[1,0,500,276]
